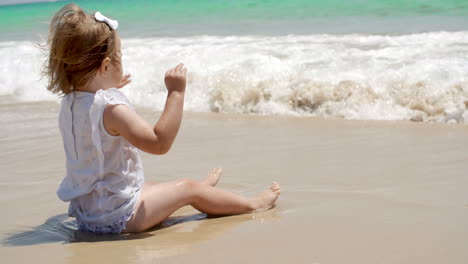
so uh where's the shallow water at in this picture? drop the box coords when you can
[1,98,467,263]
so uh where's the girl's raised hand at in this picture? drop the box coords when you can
[164,63,187,93]
[116,74,132,89]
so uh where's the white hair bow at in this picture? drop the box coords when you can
[94,11,118,30]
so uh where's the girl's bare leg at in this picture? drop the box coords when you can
[146,168,222,187]
[122,176,280,233]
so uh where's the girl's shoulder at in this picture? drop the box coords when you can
[95,88,134,110]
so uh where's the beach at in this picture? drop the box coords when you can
[1,98,467,263]
[1,0,468,263]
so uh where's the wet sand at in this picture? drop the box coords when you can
[1,97,467,264]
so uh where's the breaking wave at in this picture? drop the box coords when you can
[1,31,467,123]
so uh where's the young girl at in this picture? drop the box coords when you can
[45,4,280,234]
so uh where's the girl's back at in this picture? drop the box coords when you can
[58,88,143,233]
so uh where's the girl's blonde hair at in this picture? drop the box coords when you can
[44,4,119,95]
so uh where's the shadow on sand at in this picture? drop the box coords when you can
[2,213,208,246]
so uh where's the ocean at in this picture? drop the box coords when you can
[0,0,467,123]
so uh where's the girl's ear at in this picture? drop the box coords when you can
[99,57,111,75]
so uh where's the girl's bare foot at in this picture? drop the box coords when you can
[201,168,222,187]
[251,182,281,211]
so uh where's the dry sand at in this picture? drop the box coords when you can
[1,97,467,264]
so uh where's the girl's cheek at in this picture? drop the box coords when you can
[118,66,123,81]
[113,64,123,84]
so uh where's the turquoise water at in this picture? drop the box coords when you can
[1,0,468,40]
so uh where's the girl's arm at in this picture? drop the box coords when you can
[103,64,187,155]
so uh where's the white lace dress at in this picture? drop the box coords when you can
[57,88,144,234]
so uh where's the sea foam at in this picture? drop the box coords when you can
[1,32,467,123]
